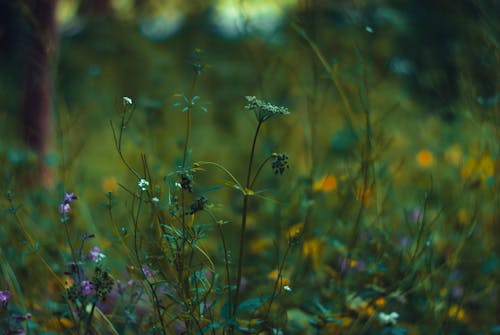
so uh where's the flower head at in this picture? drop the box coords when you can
[59,203,71,214]
[244,96,289,122]
[138,178,149,191]
[271,153,290,175]
[63,192,78,203]
[0,290,11,308]
[142,265,155,278]
[123,96,133,106]
[60,192,77,215]
[378,311,399,325]
[81,281,93,296]
[88,246,106,263]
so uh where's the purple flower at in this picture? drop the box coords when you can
[0,290,11,308]
[88,246,106,262]
[399,235,411,249]
[407,208,423,223]
[142,265,154,278]
[81,281,93,296]
[338,256,349,274]
[59,203,71,214]
[63,192,78,204]
[451,285,464,299]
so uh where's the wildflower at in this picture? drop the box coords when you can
[142,265,154,278]
[378,311,399,325]
[0,290,11,308]
[313,175,337,192]
[244,96,289,122]
[271,153,290,175]
[102,177,118,193]
[138,178,149,191]
[407,208,423,223]
[92,267,114,300]
[63,192,77,203]
[59,203,71,214]
[151,197,159,203]
[416,149,434,167]
[81,281,93,296]
[250,237,273,254]
[180,173,193,192]
[448,304,467,321]
[267,269,291,289]
[302,239,323,269]
[60,192,77,215]
[283,285,292,292]
[444,144,462,165]
[374,297,386,307]
[123,96,133,106]
[451,285,464,298]
[88,246,106,263]
[461,154,495,185]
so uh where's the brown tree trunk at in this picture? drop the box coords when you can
[21,0,58,187]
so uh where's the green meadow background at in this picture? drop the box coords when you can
[0,1,498,334]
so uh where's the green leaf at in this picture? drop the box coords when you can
[236,295,270,315]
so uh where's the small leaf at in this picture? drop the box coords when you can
[236,295,270,315]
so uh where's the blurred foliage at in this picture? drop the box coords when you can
[0,0,498,334]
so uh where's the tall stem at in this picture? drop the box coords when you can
[182,75,198,169]
[234,120,263,315]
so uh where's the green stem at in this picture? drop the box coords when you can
[250,154,274,189]
[234,120,263,316]
[182,75,198,169]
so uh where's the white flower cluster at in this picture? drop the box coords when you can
[378,311,399,325]
[123,96,133,106]
[138,178,150,191]
[244,96,289,122]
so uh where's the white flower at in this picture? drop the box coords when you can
[283,285,292,292]
[378,312,399,325]
[174,182,182,189]
[123,96,133,106]
[151,197,159,203]
[138,178,149,191]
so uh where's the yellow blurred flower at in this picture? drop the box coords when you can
[461,154,495,185]
[325,315,353,334]
[313,175,337,192]
[416,149,434,167]
[249,237,273,254]
[102,177,118,193]
[286,222,304,239]
[374,297,386,307]
[444,144,462,165]
[44,316,74,331]
[448,305,467,321]
[267,269,291,288]
[302,238,323,268]
[355,186,373,205]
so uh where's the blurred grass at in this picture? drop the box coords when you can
[0,1,498,334]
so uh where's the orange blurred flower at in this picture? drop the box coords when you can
[416,149,434,167]
[313,175,337,192]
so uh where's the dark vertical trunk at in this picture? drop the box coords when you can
[21,0,58,187]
